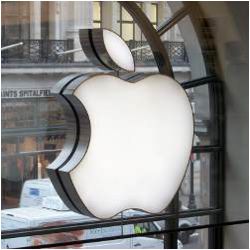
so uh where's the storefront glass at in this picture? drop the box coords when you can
[0,1,216,248]
[1,1,248,249]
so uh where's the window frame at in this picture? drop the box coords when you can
[118,2,144,41]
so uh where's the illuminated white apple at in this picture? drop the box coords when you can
[48,28,194,218]
[58,74,194,219]
[102,29,134,71]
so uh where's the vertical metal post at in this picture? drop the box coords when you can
[164,194,179,249]
[208,80,224,249]
[188,159,197,210]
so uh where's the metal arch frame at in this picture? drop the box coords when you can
[120,2,173,77]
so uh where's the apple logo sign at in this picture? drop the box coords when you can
[47,28,194,219]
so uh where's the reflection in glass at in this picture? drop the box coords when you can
[122,7,133,22]
[93,1,101,28]
[2,100,36,129]
[1,1,228,249]
[2,1,30,40]
[122,23,133,41]
[93,1,101,21]
[151,3,158,24]
[1,96,65,209]
[186,84,214,146]
[38,98,65,127]
[181,228,208,249]
[179,153,211,210]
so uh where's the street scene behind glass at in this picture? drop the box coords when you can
[1,1,214,248]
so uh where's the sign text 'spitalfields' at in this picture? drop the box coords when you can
[1,89,51,98]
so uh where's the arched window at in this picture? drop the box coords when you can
[1,2,248,249]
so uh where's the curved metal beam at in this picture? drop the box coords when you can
[157,5,192,36]
[120,1,173,77]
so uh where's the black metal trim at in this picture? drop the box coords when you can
[208,75,225,248]
[192,145,222,153]
[46,74,88,213]
[87,29,113,70]
[157,5,192,36]
[181,75,220,89]
[46,74,96,215]
[79,28,135,72]
[57,74,95,216]
[2,208,222,239]
[13,220,249,249]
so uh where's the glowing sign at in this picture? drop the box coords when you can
[47,29,193,219]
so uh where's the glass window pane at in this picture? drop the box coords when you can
[185,84,218,146]
[151,4,157,23]
[93,22,101,28]
[122,7,132,21]
[19,136,37,152]
[38,152,57,178]
[122,23,133,41]
[2,100,36,129]
[2,137,17,155]
[178,216,209,247]
[2,156,22,208]
[38,98,65,127]
[2,2,19,16]
[3,18,20,39]
[19,1,30,17]
[134,23,142,41]
[20,21,30,39]
[2,1,243,249]
[38,135,65,151]
[179,153,214,210]
[93,1,100,21]
[180,228,208,248]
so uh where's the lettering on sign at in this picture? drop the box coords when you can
[1,89,51,99]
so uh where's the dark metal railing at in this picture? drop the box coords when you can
[127,40,189,66]
[1,39,74,64]
[1,39,189,66]
[164,41,189,65]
